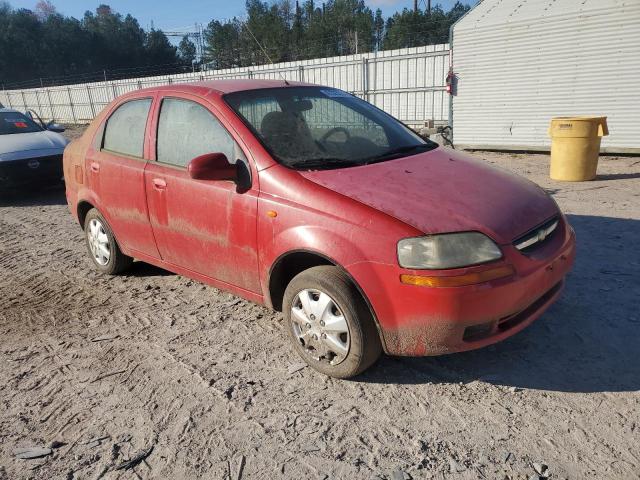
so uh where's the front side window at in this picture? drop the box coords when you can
[156,98,237,168]
[102,99,152,158]
[225,87,436,170]
[0,111,43,135]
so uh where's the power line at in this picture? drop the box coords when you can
[160,23,206,63]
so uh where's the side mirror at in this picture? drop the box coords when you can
[47,122,65,133]
[188,153,237,181]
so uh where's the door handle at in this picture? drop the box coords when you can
[90,162,100,173]
[152,178,167,190]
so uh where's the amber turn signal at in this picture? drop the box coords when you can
[400,265,515,288]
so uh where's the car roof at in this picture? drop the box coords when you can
[0,108,22,114]
[138,78,317,96]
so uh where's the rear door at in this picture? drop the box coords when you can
[144,95,260,293]
[85,97,160,258]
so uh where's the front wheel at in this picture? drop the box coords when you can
[83,208,132,275]
[283,266,382,378]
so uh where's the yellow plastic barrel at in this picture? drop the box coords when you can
[548,116,609,181]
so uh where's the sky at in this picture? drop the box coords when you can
[8,0,473,33]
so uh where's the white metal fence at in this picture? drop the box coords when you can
[0,44,450,128]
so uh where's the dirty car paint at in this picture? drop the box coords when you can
[63,79,576,358]
[300,149,558,244]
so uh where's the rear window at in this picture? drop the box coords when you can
[102,99,152,158]
[0,112,43,135]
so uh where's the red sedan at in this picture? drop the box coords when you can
[63,80,575,378]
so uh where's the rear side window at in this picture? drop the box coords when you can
[156,98,237,168]
[102,99,152,158]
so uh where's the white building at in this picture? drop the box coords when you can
[450,0,640,153]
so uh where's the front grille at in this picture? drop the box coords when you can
[0,154,63,185]
[513,216,559,253]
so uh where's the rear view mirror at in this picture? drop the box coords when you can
[188,153,237,181]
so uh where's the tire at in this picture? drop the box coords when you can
[83,208,132,275]
[283,266,382,378]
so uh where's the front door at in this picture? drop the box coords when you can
[144,96,260,293]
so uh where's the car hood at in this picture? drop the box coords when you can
[299,148,558,244]
[0,131,69,161]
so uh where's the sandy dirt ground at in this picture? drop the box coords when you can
[1,125,638,479]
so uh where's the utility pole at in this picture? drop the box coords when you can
[415,0,431,13]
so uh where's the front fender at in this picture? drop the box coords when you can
[265,223,374,273]
[258,216,406,342]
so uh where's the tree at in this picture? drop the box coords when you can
[82,7,147,69]
[244,0,290,63]
[373,8,384,51]
[178,35,197,66]
[291,1,304,59]
[145,29,178,66]
[34,0,56,22]
[0,0,471,87]
[1,8,43,83]
[203,19,243,69]
[383,2,470,50]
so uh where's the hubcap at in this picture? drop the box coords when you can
[291,289,350,365]
[87,218,110,266]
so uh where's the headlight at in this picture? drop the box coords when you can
[397,232,502,269]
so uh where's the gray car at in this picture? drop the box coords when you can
[0,108,69,191]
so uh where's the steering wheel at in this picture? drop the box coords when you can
[320,127,351,143]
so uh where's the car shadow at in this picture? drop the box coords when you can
[0,186,67,207]
[359,214,640,393]
[124,261,176,278]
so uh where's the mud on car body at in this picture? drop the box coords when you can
[0,109,68,191]
[63,80,576,378]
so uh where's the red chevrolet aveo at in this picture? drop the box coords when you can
[63,80,575,378]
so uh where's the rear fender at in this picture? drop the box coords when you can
[74,188,128,251]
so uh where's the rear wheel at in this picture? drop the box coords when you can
[83,208,132,274]
[283,266,382,378]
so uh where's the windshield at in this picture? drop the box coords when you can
[0,111,43,135]
[224,87,436,170]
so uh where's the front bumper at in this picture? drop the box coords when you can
[0,154,64,190]
[349,217,576,356]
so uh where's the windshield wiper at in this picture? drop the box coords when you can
[287,157,363,170]
[361,143,434,165]
[287,143,435,170]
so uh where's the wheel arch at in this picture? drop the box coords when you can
[77,200,95,228]
[76,201,128,256]
[267,249,387,350]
